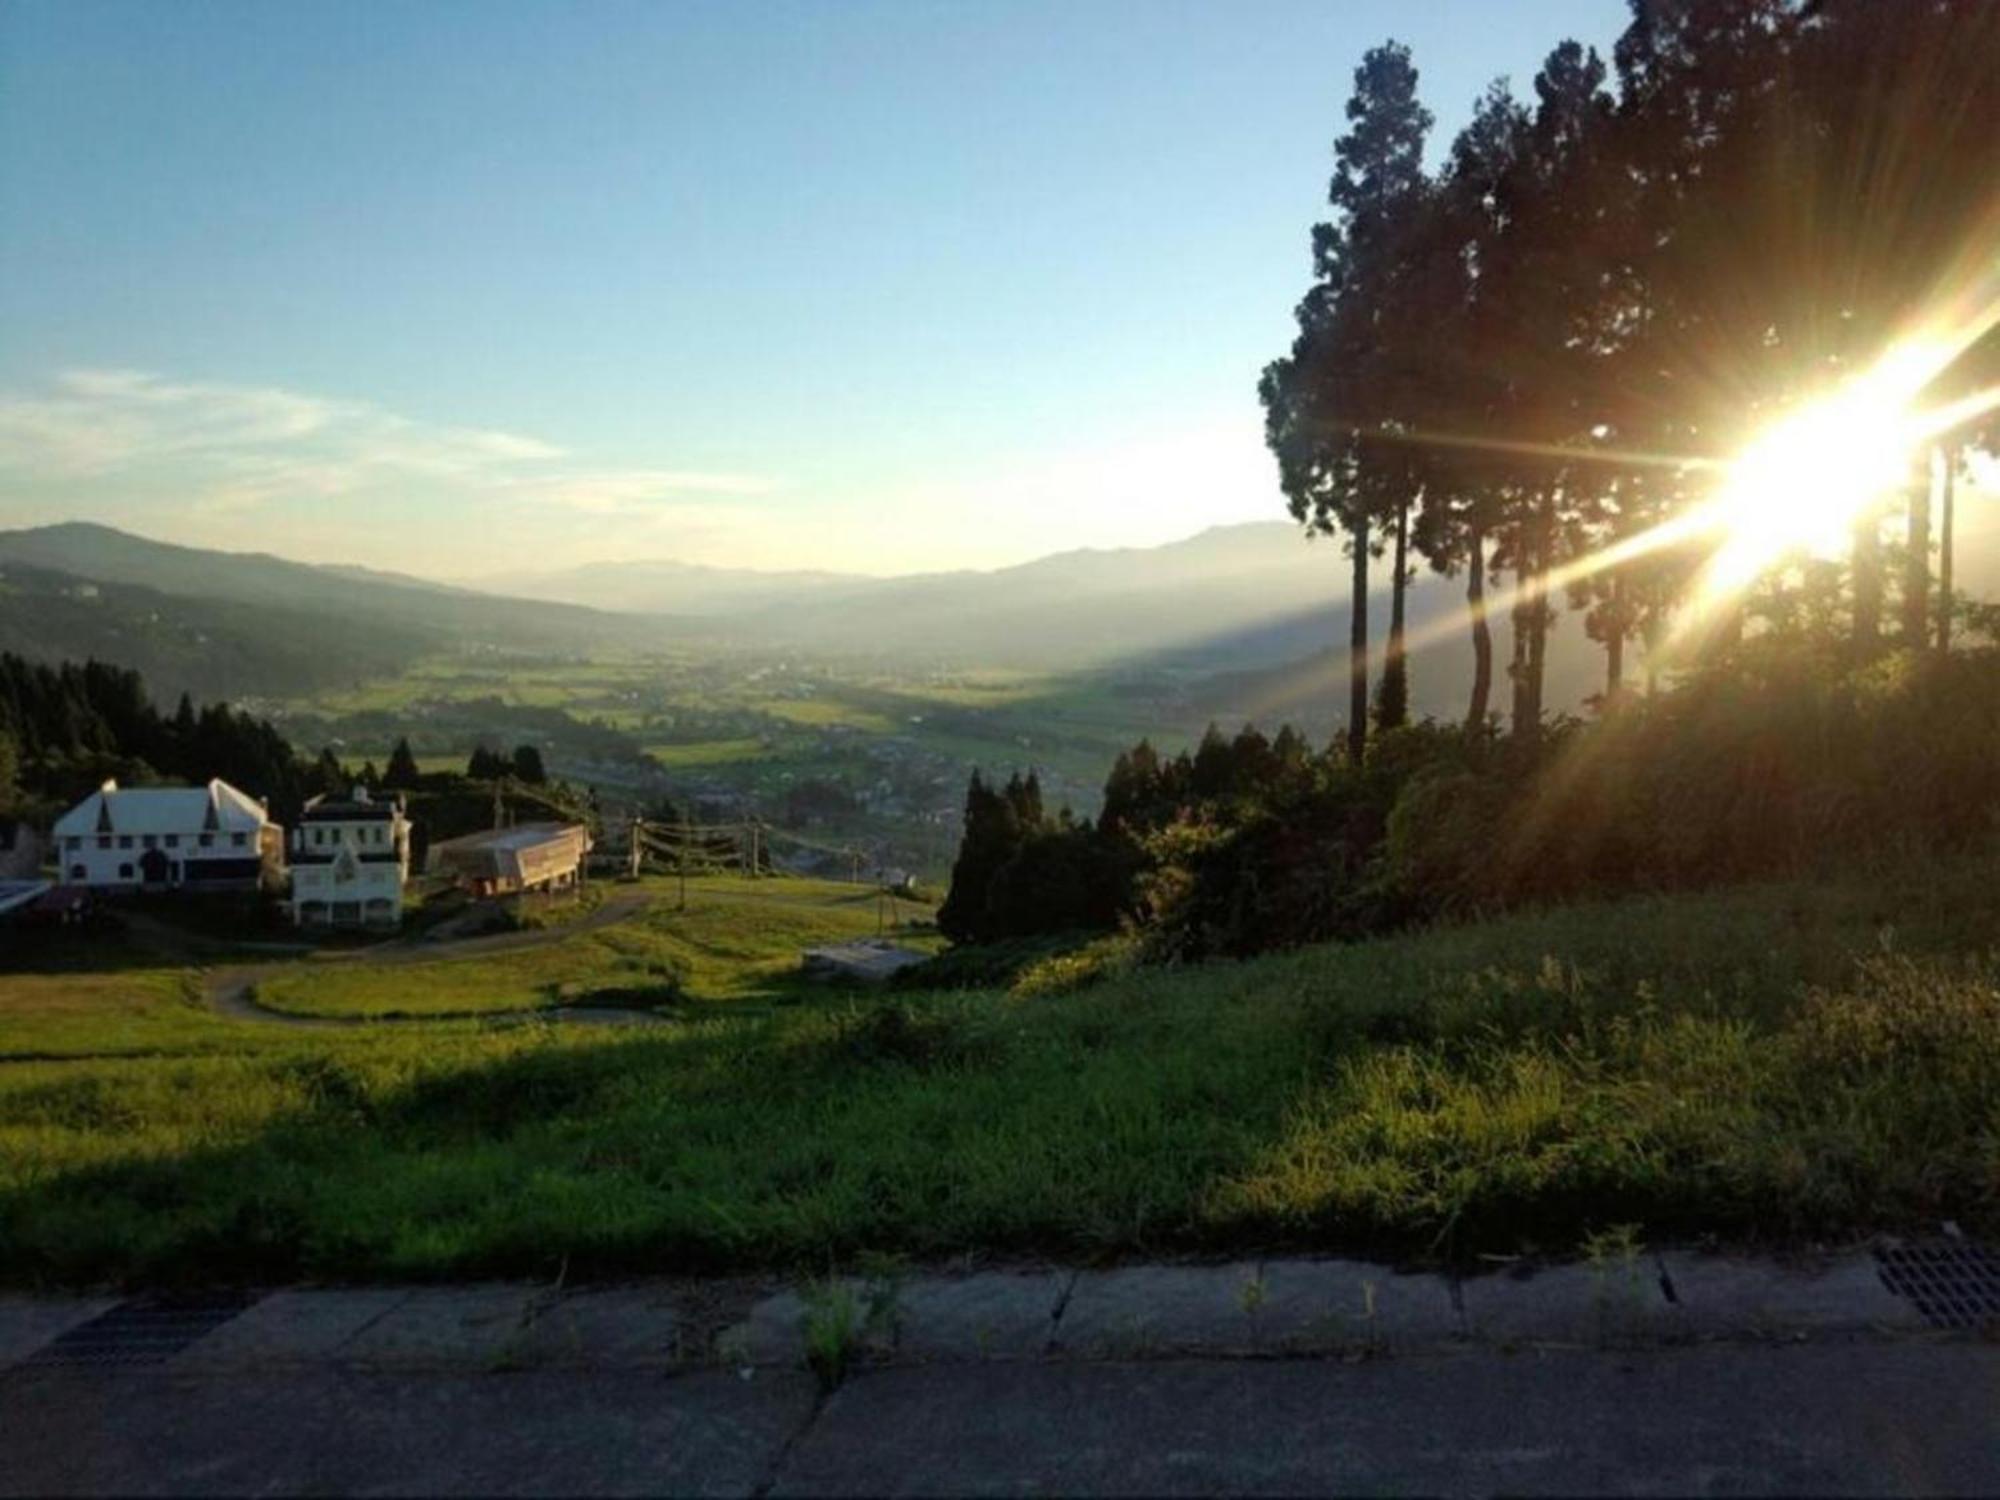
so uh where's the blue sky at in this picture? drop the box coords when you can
[0,0,1625,576]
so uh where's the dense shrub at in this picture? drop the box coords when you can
[941,643,2000,963]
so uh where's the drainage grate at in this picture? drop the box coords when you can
[1875,1242,2000,1331]
[22,1291,263,1370]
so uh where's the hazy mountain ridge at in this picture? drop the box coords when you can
[475,522,1360,668]
[0,518,1608,714]
[471,557,868,616]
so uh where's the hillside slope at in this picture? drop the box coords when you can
[0,561,431,702]
[0,522,681,659]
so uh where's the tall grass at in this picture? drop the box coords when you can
[2,863,1997,1286]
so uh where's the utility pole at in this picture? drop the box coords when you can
[679,814,690,911]
[629,815,643,881]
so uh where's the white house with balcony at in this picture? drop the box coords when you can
[289,787,412,928]
[52,779,281,892]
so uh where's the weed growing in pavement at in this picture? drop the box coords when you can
[1583,1223,1649,1344]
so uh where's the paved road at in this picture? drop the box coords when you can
[5,1342,1996,1497]
[192,889,664,1028]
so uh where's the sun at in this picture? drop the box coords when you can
[1696,363,1926,600]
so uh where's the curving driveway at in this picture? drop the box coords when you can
[192,890,668,1029]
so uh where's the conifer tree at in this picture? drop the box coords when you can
[384,736,421,789]
[511,744,548,784]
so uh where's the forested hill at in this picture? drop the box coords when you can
[0,562,432,703]
[0,522,689,701]
[0,522,679,646]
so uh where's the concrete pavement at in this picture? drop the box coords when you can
[3,1249,1994,1496]
[6,1343,1997,1496]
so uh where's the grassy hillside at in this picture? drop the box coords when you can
[3,859,1997,1285]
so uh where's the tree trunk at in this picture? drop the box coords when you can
[1522,492,1554,742]
[1509,521,1535,742]
[1465,523,1492,732]
[1851,504,1882,655]
[1936,445,1955,654]
[1347,515,1370,764]
[1605,573,1624,700]
[1903,474,1930,649]
[1378,495,1411,730]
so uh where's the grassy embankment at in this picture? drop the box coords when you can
[2,861,1997,1286]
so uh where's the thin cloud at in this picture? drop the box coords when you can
[0,368,775,516]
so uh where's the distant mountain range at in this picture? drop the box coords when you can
[472,556,869,617]
[473,523,1355,666]
[0,518,1614,716]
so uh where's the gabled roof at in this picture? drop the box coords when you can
[432,822,585,856]
[53,779,272,839]
[301,798,398,822]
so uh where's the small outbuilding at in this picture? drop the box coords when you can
[428,822,592,899]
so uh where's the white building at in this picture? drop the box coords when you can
[51,779,280,892]
[429,822,591,899]
[289,787,412,928]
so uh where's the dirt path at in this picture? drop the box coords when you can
[194,889,667,1030]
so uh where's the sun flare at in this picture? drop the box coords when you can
[1697,373,1923,598]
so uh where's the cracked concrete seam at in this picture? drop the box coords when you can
[1042,1268,1079,1352]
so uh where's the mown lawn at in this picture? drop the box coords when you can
[254,876,924,1018]
[2,860,1997,1287]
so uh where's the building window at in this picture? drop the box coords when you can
[312,829,322,846]
[232,832,248,848]
[97,836,111,850]
[142,834,157,849]
[65,837,80,852]
[199,833,214,848]
[164,834,178,849]
[118,835,133,850]
[69,863,86,881]
[118,863,133,879]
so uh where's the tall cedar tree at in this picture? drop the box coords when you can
[1262,41,1430,762]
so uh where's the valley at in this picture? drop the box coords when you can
[0,518,1617,879]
